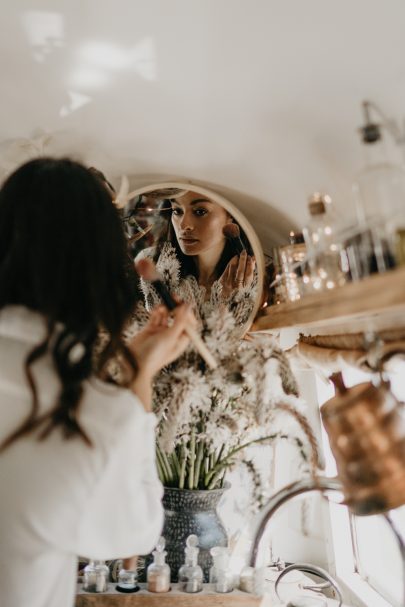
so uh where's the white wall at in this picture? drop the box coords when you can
[1,0,405,252]
[3,0,404,575]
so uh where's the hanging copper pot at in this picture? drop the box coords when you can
[321,373,405,515]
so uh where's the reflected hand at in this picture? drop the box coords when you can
[219,250,256,299]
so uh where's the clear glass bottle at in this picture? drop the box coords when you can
[352,124,403,272]
[116,567,138,593]
[178,534,203,593]
[279,231,310,301]
[270,247,287,304]
[353,124,405,226]
[209,546,234,593]
[147,536,171,593]
[239,566,255,593]
[83,560,109,593]
[303,193,348,291]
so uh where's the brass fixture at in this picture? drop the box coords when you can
[322,373,405,516]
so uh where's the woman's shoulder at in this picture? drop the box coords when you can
[83,378,148,435]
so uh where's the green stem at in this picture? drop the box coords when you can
[171,450,181,479]
[156,457,165,484]
[179,444,188,489]
[193,440,205,489]
[156,448,167,484]
[204,454,210,476]
[215,444,225,465]
[188,428,196,490]
[206,433,279,487]
[208,464,232,490]
[161,450,174,483]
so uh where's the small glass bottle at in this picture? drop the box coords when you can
[303,193,348,291]
[239,566,255,593]
[116,567,138,593]
[178,534,203,593]
[83,560,109,593]
[351,123,402,274]
[209,546,234,593]
[279,231,310,301]
[147,536,171,593]
[271,247,287,304]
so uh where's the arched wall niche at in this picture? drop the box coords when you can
[119,173,298,257]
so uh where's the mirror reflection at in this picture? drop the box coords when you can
[123,186,262,330]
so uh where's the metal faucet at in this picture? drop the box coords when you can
[248,476,405,606]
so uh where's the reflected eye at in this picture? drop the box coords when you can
[193,208,208,217]
[171,207,183,216]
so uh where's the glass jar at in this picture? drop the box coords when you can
[147,561,171,593]
[303,193,348,291]
[178,563,203,593]
[116,568,138,593]
[279,232,311,301]
[209,546,234,593]
[83,560,109,593]
[239,566,255,593]
[178,535,203,593]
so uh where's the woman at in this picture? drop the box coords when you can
[138,190,257,325]
[0,158,195,607]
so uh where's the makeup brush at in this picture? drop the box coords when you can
[128,224,153,243]
[222,223,246,255]
[136,258,218,369]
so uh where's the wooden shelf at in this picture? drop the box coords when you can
[76,584,260,606]
[254,266,405,333]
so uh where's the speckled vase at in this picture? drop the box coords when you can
[162,484,229,582]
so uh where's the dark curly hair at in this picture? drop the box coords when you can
[0,158,139,450]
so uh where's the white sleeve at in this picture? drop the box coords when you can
[75,411,164,560]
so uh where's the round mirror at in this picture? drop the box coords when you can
[122,182,265,334]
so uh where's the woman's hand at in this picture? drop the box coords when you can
[219,250,256,299]
[129,304,196,377]
[128,304,196,410]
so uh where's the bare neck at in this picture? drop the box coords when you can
[195,242,225,286]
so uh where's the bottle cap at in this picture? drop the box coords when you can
[210,546,229,569]
[289,231,305,245]
[186,535,199,549]
[185,534,199,563]
[308,192,331,216]
[152,536,167,566]
[152,549,167,566]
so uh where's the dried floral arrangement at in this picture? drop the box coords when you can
[137,241,259,329]
[125,302,319,495]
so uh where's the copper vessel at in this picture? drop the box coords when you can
[321,373,405,515]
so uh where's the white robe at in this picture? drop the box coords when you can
[0,306,163,607]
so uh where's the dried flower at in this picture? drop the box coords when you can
[127,301,319,492]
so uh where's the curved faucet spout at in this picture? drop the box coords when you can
[249,476,343,568]
[248,475,405,607]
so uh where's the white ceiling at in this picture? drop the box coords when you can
[1,0,405,252]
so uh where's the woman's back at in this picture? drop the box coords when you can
[0,306,163,607]
[0,158,197,607]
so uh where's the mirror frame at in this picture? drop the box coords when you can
[128,181,265,333]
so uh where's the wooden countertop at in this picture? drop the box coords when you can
[254,266,405,334]
[76,582,349,606]
[76,584,263,606]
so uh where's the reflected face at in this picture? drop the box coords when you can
[171,191,230,256]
